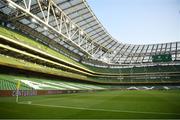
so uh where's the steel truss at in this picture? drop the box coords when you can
[6,0,111,63]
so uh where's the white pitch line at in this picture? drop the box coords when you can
[18,102,180,116]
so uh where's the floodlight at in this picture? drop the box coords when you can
[72,24,75,29]
[31,18,37,23]
[44,6,47,10]
[55,9,59,14]
[80,31,84,35]
[66,19,69,23]
[43,26,48,30]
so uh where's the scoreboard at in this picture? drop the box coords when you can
[152,54,172,62]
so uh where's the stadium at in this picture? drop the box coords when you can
[0,0,180,119]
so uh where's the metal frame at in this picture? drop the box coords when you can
[0,0,179,66]
[6,0,111,62]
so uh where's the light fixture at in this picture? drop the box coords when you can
[80,31,84,35]
[31,18,37,23]
[43,26,48,30]
[55,9,59,14]
[72,24,75,29]
[66,19,69,23]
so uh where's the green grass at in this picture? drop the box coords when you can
[0,90,180,119]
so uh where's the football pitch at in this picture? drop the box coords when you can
[0,90,180,119]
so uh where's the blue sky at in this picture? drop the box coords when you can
[87,0,180,44]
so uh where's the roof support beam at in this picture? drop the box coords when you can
[6,0,110,62]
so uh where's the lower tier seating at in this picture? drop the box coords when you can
[0,74,105,90]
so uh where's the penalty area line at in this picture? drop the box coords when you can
[18,102,180,116]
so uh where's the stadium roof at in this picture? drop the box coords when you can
[0,0,179,65]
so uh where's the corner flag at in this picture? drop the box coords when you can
[16,80,21,90]
[16,80,21,103]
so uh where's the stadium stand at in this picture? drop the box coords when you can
[0,75,30,90]
[0,0,179,94]
[0,74,105,90]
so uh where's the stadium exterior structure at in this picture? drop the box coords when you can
[0,0,180,91]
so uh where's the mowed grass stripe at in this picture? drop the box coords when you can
[1,90,180,119]
[18,102,180,115]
